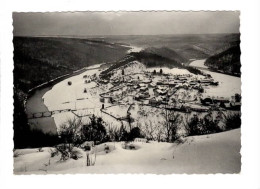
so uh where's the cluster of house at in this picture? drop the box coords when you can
[200,95,241,110]
[97,68,240,112]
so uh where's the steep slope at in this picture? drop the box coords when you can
[177,45,211,60]
[130,50,182,68]
[14,128,241,174]
[205,45,241,76]
[13,37,130,92]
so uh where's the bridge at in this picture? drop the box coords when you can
[27,109,72,119]
[27,106,101,119]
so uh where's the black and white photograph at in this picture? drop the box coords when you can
[12,11,242,174]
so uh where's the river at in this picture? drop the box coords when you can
[25,65,102,134]
[190,59,241,98]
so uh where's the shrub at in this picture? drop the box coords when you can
[185,112,221,136]
[118,125,129,141]
[38,147,44,152]
[59,117,83,147]
[104,145,110,153]
[128,127,142,141]
[49,148,59,157]
[55,144,70,161]
[224,112,241,130]
[70,149,83,160]
[13,150,22,157]
[201,113,222,134]
[68,81,72,85]
[81,115,107,144]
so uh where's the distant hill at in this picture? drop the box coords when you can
[13,37,129,92]
[130,50,182,68]
[205,45,241,76]
[177,45,211,61]
[104,34,240,60]
[144,47,188,64]
[100,49,204,80]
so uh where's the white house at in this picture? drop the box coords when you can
[134,138,147,143]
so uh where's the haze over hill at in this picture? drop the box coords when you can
[13,12,240,36]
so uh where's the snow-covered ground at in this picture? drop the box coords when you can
[147,67,193,75]
[14,128,241,174]
[43,67,110,129]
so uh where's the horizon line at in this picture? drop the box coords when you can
[14,33,240,38]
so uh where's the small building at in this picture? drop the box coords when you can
[142,78,152,84]
[103,96,113,103]
[199,78,213,84]
[230,102,241,110]
[128,95,134,104]
[100,97,105,103]
[189,81,197,86]
[149,97,160,106]
[134,138,147,143]
[201,97,213,105]
[212,97,229,104]
[149,82,156,88]
[157,89,168,96]
[178,76,188,81]
[169,81,177,87]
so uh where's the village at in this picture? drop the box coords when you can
[47,59,239,140]
[96,61,241,116]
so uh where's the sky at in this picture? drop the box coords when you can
[13,11,240,36]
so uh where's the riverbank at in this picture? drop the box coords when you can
[25,65,102,134]
[189,59,241,77]
[190,59,241,98]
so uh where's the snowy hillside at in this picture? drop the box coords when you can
[14,128,240,174]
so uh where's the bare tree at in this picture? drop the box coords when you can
[182,113,189,136]
[56,117,83,161]
[161,108,182,142]
[107,123,120,141]
[143,120,156,140]
[59,117,83,149]
[155,121,165,142]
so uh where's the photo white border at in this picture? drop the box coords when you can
[1,0,260,189]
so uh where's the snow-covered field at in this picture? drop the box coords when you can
[14,128,241,174]
[147,67,192,75]
[43,67,108,129]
